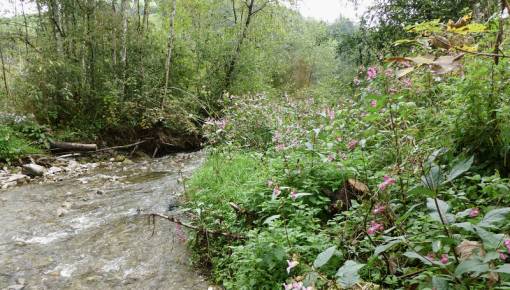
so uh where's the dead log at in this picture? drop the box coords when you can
[50,141,97,152]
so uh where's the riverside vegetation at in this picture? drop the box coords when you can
[2,0,510,290]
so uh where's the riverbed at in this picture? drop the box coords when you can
[0,152,208,289]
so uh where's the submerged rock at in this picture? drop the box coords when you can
[22,164,46,177]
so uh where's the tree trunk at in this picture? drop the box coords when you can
[0,46,10,98]
[48,0,64,54]
[111,0,118,67]
[224,0,255,92]
[163,0,177,102]
[120,0,129,97]
[142,0,150,32]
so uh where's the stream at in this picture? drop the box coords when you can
[0,152,208,290]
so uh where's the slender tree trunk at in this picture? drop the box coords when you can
[49,0,64,54]
[111,0,118,67]
[0,46,10,98]
[224,0,255,92]
[142,0,150,32]
[120,0,129,97]
[163,0,177,102]
[20,0,29,54]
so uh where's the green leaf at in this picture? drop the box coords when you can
[303,271,319,287]
[495,264,510,274]
[474,226,505,249]
[445,156,474,183]
[432,240,442,253]
[374,238,403,257]
[452,222,476,233]
[407,186,434,196]
[427,198,455,224]
[313,246,336,268]
[396,203,423,224]
[432,276,450,290]
[454,257,489,277]
[404,251,433,266]
[335,260,365,288]
[422,164,443,191]
[263,215,280,224]
[478,208,510,229]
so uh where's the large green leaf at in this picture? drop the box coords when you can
[335,260,365,288]
[374,237,404,257]
[422,164,443,191]
[478,208,510,229]
[495,264,510,274]
[432,276,450,290]
[427,198,455,224]
[454,257,489,277]
[474,226,505,249]
[445,156,474,183]
[404,251,433,266]
[313,246,336,268]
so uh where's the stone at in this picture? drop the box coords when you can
[57,208,68,217]
[47,166,63,175]
[22,164,45,177]
[7,174,29,184]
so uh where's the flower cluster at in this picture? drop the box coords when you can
[283,281,312,290]
[469,208,480,218]
[372,204,386,215]
[367,67,378,80]
[367,221,384,235]
[378,176,396,191]
[426,253,449,264]
[347,139,358,150]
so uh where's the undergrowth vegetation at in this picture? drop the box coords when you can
[185,13,510,290]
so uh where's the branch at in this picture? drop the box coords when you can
[454,46,508,59]
[148,213,246,240]
[251,0,271,15]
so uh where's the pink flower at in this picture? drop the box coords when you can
[353,77,361,86]
[500,252,508,261]
[504,240,510,253]
[384,68,394,77]
[440,254,449,264]
[286,260,299,274]
[402,78,412,88]
[388,87,398,94]
[426,252,436,261]
[347,140,358,150]
[370,100,377,108]
[327,154,335,162]
[367,67,378,80]
[372,204,386,215]
[276,144,285,151]
[378,176,396,191]
[367,221,384,235]
[290,190,298,201]
[469,208,480,218]
[273,186,281,199]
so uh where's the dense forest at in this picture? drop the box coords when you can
[2,0,510,289]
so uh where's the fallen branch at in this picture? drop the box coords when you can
[96,140,148,152]
[50,141,97,152]
[147,213,245,240]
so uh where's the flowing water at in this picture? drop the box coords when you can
[0,152,208,290]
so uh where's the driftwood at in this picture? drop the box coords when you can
[147,213,245,240]
[50,141,97,152]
